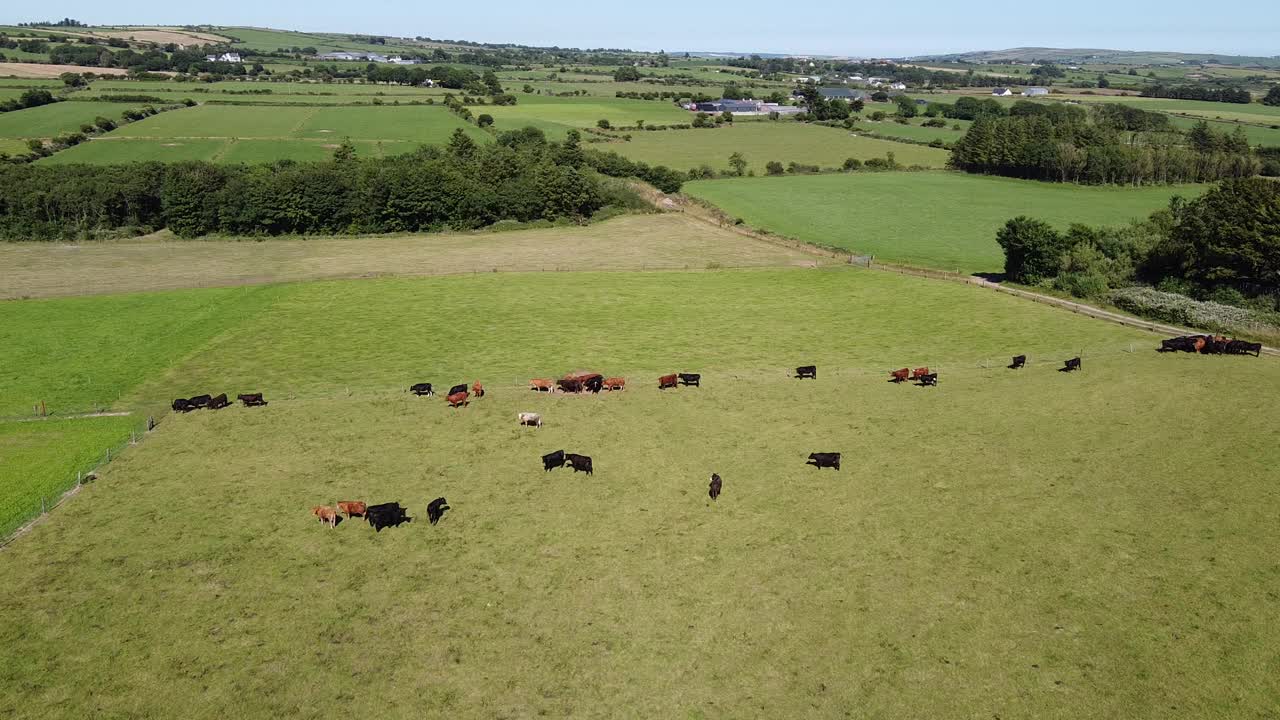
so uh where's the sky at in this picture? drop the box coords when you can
[9,1,1280,58]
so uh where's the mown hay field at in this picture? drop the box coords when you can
[609,122,951,172]
[687,172,1206,273]
[1,266,1278,718]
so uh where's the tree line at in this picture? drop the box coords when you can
[1138,84,1252,103]
[949,101,1259,184]
[0,128,678,241]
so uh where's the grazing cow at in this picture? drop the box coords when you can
[448,384,468,397]
[1061,357,1082,372]
[558,377,582,394]
[188,394,213,409]
[911,367,930,380]
[916,373,938,387]
[1231,340,1264,357]
[207,393,231,410]
[472,381,485,398]
[583,375,604,394]
[311,505,338,528]
[337,501,366,519]
[604,377,626,391]
[807,452,841,471]
[238,392,268,407]
[678,373,701,387]
[709,473,722,501]
[658,373,678,389]
[447,391,469,408]
[542,450,566,471]
[530,378,554,392]
[1009,355,1027,369]
[519,412,543,428]
[426,497,450,525]
[565,453,594,475]
[795,365,817,379]
[409,383,434,397]
[172,398,194,413]
[365,502,410,532]
[889,368,910,383]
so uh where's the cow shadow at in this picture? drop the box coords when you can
[973,272,1007,283]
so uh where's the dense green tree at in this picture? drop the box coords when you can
[728,152,747,176]
[995,216,1073,283]
[1166,178,1280,290]
[612,65,641,82]
[894,96,917,118]
[1097,73,1110,89]
[1264,85,1280,107]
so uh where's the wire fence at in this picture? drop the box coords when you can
[0,415,152,546]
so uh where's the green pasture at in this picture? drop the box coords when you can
[854,117,972,143]
[687,172,1204,273]
[2,268,1279,718]
[0,137,28,155]
[610,122,950,173]
[0,101,145,139]
[0,79,64,87]
[40,138,232,164]
[481,96,691,135]
[1163,114,1280,146]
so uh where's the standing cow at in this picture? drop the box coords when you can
[426,497,450,526]
[519,412,543,428]
[709,473,722,501]
[658,374,678,389]
[447,391,470,408]
[311,505,338,528]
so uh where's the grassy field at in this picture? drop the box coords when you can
[480,96,692,137]
[687,172,1205,273]
[610,122,950,173]
[0,101,148,140]
[0,214,825,299]
[854,117,972,143]
[2,267,1279,718]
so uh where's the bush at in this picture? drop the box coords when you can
[1053,271,1110,298]
[842,158,862,172]
[765,161,785,176]
[922,117,947,128]
[870,111,886,121]
[597,119,611,129]
[477,114,494,127]
[995,216,1072,283]
[1111,286,1258,331]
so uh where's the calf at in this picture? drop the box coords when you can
[795,365,817,379]
[1061,357,1082,372]
[207,393,231,410]
[472,381,485,398]
[708,473,722,501]
[337,501,366,518]
[807,452,841,471]
[447,391,469,408]
[916,373,938,387]
[565,453,594,475]
[238,392,268,407]
[426,497,450,526]
[365,502,409,532]
[188,394,213,409]
[542,450,566,472]
[678,373,701,387]
[409,383,434,396]
[889,368,910,383]
[604,377,626,391]
[311,505,338,528]
[658,373,678,389]
[911,367,930,380]
[519,412,543,428]
[172,398,194,413]
[448,384,469,397]
[530,378,554,392]
[1009,355,1026,369]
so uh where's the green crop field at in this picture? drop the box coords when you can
[480,95,692,136]
[611,122,950,173]
[687,172,1204,273]
[2,266,1279,718]
[0,101,148,139]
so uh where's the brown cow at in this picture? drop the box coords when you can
[311,505,338,528]
[337,501,366,519]
[889,368,910,383]
[604,377,626,391]
[659,373,678,389]
[447,391,470,408]
[472,381,485,398]
[530,378,554,392]
[911,367,930,380]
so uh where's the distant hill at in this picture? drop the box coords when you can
[912,47,1280,68]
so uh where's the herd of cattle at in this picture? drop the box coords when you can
[172,392,266,412]
[1159,334,1264,356]
[311,497,449,531]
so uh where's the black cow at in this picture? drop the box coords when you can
[238,392,267,407]
[207,393,231,410]
[916,373,938,386]
[1009,355,1026,369]
[448,384,468,397]
[807,452,841,471]
[187,394,212,409]
[584,376,604,394]
[1228,340,1263,357]
[409,383,434,397]
[565,453,593,475]
[558,378,582,393]
[1061,357,1082,372]
[366,502,410,532]
[172,398,195,413]
[678,373,701,387]
[542,450,566,472]
[426,497,450,526]
[709,473,722,501]
[795,365,817,379]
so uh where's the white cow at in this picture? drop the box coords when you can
[518,412,542,428]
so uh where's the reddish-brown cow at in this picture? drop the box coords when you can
[448,391,470,408]
[472,381,485,398]
[311,505,338,528]
[911,367,930,380]
[530,378,554,392]
[604,377,626,391]
[659,373,678,389]
[889,368,911,383]
[337,501,366,519]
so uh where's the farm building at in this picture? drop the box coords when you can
[388,56,419,65]
[317,52,363,61]
[889,82,907,90]
[694,99,762,113]
[793,87,869,102]
[991,87,1014,96]
[204,52,242,63]
[1022,86,1050,96]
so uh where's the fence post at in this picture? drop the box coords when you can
[41,496,46,515]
